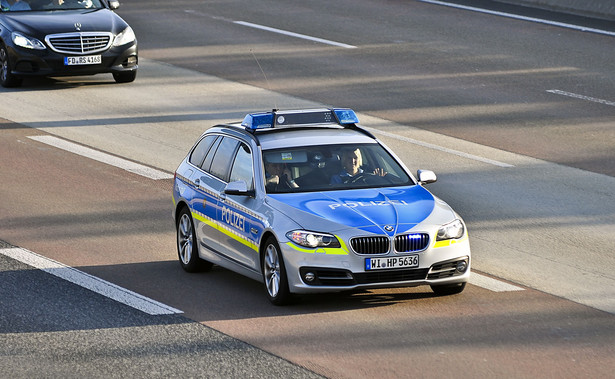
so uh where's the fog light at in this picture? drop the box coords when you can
[124,56,137,68]
[456,261,468,273]
[304,272,315,282]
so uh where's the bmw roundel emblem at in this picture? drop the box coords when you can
[384,225,394,232]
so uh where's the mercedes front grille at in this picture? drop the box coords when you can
[45,32,113,55]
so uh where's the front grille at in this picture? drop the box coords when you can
[300,267,429,286]
[351,236,390,254]
[395,233,429,252]
[46,32,113,54]
[351,233,429,255]
[355,268,429,284]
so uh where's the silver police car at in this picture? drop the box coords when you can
[172,108,470,305]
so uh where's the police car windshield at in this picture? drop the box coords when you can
[263,143,413,193]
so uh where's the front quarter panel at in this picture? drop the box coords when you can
[265,187,470,294]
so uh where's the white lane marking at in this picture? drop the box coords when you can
[1,247,182,315]
[1,248,521,301]
[470,272,525,292]
[28,135,173,180]
[547,89,615,107]
[233,21,357,49]
[419,0,615,37]
[363,126,514,168]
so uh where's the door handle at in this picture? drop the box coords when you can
[193,176,207,189]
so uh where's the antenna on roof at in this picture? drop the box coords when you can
[251,50,278,110]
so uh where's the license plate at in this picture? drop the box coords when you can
[64,55,102,66]
[365,255,419,270]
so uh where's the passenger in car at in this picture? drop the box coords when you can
[1,0,31,11]
[265,161,299,192]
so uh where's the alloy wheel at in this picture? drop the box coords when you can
[178,213,193,265]
[264,244,281,298]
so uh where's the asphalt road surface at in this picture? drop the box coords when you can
[1,0,614,378]
[120,0,615,176]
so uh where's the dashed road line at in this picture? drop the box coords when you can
[547,89,615,107]
[420,0,615,37]
[0,247,182,315]
[363,126,515,168]
[28,135,173,180]
[2,245,523,297]
[233,21,357,49]
[470,272,525,292]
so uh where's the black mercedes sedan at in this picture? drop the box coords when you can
[0,0,137,87]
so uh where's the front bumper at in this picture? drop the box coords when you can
[7,42,137,77]
[282,235,471,294]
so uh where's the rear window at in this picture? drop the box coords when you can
[209,137,240,181]
[189,135,217,168]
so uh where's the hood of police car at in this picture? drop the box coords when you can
[267,185,456,235]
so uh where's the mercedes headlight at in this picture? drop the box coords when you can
[12,32,46,50]
[436,219,464,241]
[286,230,340,248]
[113,26,136,47]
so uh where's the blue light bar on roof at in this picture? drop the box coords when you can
[333,108,360,124]
[241,112,274,129]
[241,108,359,130]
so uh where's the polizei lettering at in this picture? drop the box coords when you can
[221,206,245,231]
[328,199,411,210]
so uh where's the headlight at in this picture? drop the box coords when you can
[12,32,46,50]
[286,230,341,248]
[436,219,464,241]
[113,26,136,47]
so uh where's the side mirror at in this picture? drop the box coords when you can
[417,169,437,185]
[109,1,120,10]
[224,181,254,197]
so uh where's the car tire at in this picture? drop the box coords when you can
[430,282,466,296]
[262,237,292,305]
[0,45,23,88]
[113,70,136,83]
[176,207,212,273]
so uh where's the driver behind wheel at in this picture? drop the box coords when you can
[330,148,388,184]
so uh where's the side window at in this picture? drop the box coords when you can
[229,143,254,190]
[209,137,240,181]
[189,135,217,167]
[202,136,223,172]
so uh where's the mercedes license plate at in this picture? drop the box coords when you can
[64,55,102,66]
[365,255,419,270]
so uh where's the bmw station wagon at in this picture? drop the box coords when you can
[172,108,471,305]
[0,0,137,87]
